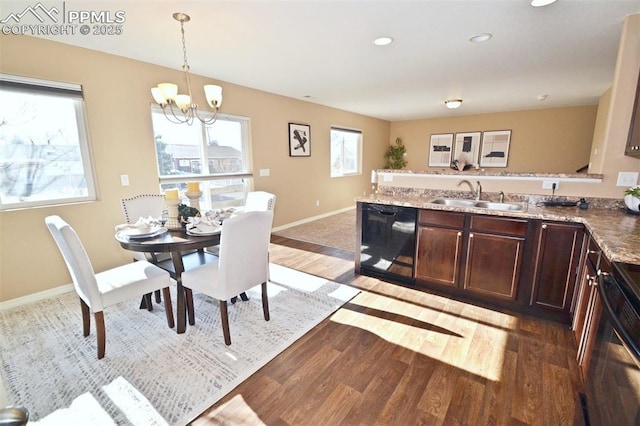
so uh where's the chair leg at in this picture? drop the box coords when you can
[80,298,90,337]
[220,300,231,345]
[162,287,175,329]
[261,282,270,321]
[95,311,106,359]
[144,293,153,311]
[186,288,195,326]
[154,289,161,303]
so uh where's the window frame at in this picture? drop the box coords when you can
[151,107,254,210]
[330,126,363,178]
[0,74,97,211]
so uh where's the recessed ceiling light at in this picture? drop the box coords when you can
[531,0,557,7]
[373,36,393,46]
[469,33,492,43]
[445,99,463,109]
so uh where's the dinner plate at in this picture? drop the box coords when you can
[120,226,167,239]
[186,226,221,236]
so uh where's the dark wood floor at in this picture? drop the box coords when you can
[191,236,586,426]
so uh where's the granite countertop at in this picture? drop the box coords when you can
[356,194,640,265]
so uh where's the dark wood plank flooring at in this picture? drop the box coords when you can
[190,236,586,425]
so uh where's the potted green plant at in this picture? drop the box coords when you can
[624,186,640,212]
[384,137,408,169]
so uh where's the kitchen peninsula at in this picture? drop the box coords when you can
[356,175,639,324]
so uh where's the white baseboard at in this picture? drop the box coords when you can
[0,284,73,311]
[272,206,355,233]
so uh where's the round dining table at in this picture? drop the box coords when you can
[115,227,221,334]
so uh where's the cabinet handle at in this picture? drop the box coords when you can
[541,224,547,229]
[469,233,474,238]
[587,250,598,254]
[457,231,462,237]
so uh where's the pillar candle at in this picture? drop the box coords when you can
[165,189,179,200]
[187,181,200,192]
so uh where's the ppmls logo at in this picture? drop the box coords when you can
[1,2,126,36]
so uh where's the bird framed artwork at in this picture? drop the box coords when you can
[288,123,311,157]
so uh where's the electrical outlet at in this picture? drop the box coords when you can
[616,172,639,187]
[316,200,320,207]
[120,174,129,186]
[542,180,559,190]
[259,168,270,177]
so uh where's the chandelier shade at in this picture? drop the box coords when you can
[151,13,222,125]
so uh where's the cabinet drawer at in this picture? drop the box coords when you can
[470,215,527,237]
[418,209,465,228]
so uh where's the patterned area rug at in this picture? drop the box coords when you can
[274,209,356,252]
[0,264,359,425]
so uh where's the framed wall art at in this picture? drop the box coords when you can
[428,133,454,167]
[480,130,511,167]
[288,123,311,157]
[453,132,481,169]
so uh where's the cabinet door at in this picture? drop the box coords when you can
[530,222,584,313]
[415,226,463,286]
[572,260,596,347]
[463,232,524,300]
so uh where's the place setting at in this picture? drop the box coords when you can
[114,214,168,240]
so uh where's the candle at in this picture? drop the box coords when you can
[187,181,200,192]
[165,189,179,200]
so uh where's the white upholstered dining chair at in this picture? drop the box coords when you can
[182,211,273,345]
[120,194,170,305]
[45,215,174,359]
[244,191,276,214]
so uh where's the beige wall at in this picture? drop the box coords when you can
[390,105,597,174]
[0,35,390,301]
[2,12,639,302]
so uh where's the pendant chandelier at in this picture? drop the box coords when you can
[151,12,222,125]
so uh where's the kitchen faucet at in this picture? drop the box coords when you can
[457,179,482,200]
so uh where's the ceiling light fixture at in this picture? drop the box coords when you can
[469,33,492,43]
[151,13,222,125]
[373,36,393,46]
[530,0,557,7]
[445,99,463,109]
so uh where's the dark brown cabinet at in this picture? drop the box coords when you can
[463,215,527,301]
[415,210,464,286]
[530,222,585,316]
[572,235,611,379]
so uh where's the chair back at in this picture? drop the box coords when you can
[45,215,104,311]
[244,191,276,213]
[120,194,166,224]
[217,211,273,300]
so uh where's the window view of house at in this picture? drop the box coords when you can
[0,77,96,210]
[330,126,362,177]
[151,108,252,210]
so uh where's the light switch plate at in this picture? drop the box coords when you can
[120,174,129,186]
[616,172,639,187]
[259,168,270,177]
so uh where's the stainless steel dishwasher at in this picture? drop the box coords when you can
[360,203,417,284]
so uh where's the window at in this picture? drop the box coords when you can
[331,127,362,177]
[151,107,252,210]
[0,74,96,210]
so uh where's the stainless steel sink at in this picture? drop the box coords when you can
[430,199,477,208]
[430,199,526,211]
[473,201,526,211]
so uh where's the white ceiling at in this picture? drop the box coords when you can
[5,0,640,121]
